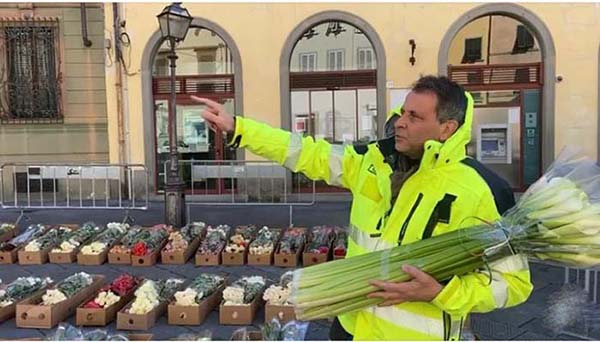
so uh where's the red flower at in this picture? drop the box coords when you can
[333,247,346,256]
[131,242,148,256]
[111,274,138,296]
[83,300,102,309]
[318,246,329,254]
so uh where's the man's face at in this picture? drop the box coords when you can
[393,91,454,159]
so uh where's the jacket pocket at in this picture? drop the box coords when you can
[422,193,457,240]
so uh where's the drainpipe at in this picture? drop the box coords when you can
[80,3,93,47]
[113,3,126,165]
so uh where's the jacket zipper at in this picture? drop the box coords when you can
[398,193,423,245]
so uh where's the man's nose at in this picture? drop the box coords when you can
[394,115,407,128]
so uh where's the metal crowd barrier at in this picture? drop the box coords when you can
[169,160,316,226]
[0,163,149,224]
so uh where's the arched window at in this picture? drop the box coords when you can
[289,21,379,145]
[447,15,543,191]
[151,27,236,192]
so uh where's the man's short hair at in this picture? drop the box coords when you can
[412,76,468,126]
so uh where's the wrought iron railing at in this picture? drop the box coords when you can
[0,17,63,123]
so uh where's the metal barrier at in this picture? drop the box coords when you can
[0,163,149,224]
[172,160,316,226]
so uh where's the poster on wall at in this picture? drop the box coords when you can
[294,116,307,133]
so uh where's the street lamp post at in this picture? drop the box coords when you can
[157,2,193,227]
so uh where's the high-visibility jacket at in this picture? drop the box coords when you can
[227,91,533,340]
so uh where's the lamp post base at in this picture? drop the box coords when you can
[164,181,186,228]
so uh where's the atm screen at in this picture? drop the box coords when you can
[481,139,499,153]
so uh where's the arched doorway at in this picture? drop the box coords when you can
[439,4,555,191]
[280,11,386,192]
[141,18,243,193]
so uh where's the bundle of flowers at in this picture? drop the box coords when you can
[163,222,205,253]
[173,273,225,306]
[263,272,293,306]
[305,226,337,254]
[128,278,184,314]
[129,224,172,257]
[24,226,73,252]
[0,277,53,308]
[222,276,265,306]
[80,222,129,255]
[0,223,16,236]
[291,149,600,321]
[277,228,305,254]
[42,272,93,306]
[51,222,104,253]
[82,274,139,309]
[109,226,144,255]
[0,224,48,252]
[249,226,280,255]
[333,228,348,257]
[197,225,231,255]
[224,225,258,253]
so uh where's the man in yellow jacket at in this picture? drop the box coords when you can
[192,75,532,341]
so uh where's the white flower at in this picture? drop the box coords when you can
[246,276,266,286]
[174,288,199,306]
[223,286,245,305]
[42,289,67,305]
[129,281,159,314]
[52,241,77,253]
[0,289,10,308]
[107,222,129,234]
[81,242,107,255]
[24,241,41,252]
[95,291,120,308]
[263,285,291,305]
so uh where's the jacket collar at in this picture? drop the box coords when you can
[376,91,474,172]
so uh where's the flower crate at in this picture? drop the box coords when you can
[161,222,206,265]
[76,274,141,326]
[77,236,123,266]
[15,274,105,329]
[168,276,226,325]
[222,225,258,266]
[0,224,50,264]
[116,279,184,331]
[195,225,231,266]
[265,304,296,324]
[302,226,336,267]
[0,223,17,243]
[0,277,52,323]
[247,227,282,266]
[219,276,265,325]
[18,225,79,265]
[273,227,306,268]
[49,222,104,264]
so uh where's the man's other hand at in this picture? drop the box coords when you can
[368,264,443,306]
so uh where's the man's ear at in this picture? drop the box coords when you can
[439,120,459,142]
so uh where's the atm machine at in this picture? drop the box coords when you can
[476,123,512,164]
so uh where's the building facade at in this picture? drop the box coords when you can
[1,3,599,195]
[0,3,108,173]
